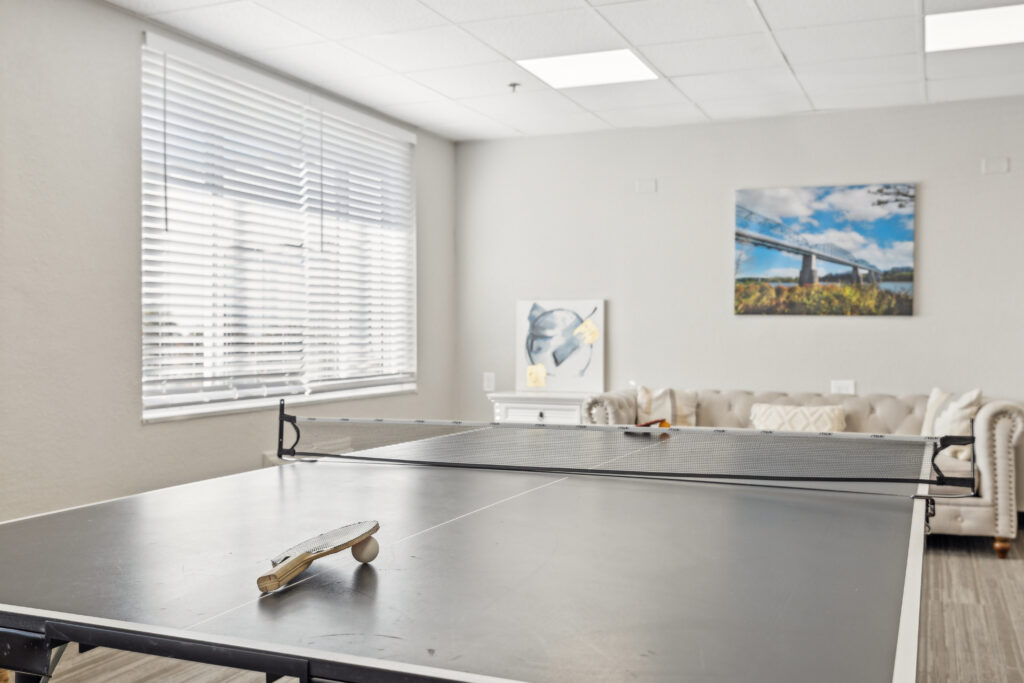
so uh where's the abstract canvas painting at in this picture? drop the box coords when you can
[735,183,915,315]
[515,300,604,393]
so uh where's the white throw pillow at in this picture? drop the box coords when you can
[920,387,950,436]
[674,391,698,427]
[636,385,671,424]
[922,388,982,461]
[636,386,696,426]
[749,403,846,432]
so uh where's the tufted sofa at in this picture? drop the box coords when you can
[584,388,1024,557]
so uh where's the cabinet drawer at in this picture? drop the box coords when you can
[503,404,580,425]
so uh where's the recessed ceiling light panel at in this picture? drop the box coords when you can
[926,3,1024,53]
[517,49,658,89]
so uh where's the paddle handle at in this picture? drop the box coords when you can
[257,552,314,592]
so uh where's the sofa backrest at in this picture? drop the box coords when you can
[692,390,929,435]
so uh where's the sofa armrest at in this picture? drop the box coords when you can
[973,401,1024,539]
[583,388,637,425]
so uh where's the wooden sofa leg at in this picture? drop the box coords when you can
[994,537,1011,558]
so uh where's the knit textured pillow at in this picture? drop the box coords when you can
[749,403,846,432]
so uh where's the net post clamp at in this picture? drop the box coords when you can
[930,433,976,488]
[908,495,937,532]
[278,399,300,458]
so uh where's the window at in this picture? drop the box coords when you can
[141,35,416,420]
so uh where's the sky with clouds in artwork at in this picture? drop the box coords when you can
[735,184,915,280]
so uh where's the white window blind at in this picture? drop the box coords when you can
[141,38,416,418]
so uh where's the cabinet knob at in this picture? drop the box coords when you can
[538,410,544,419]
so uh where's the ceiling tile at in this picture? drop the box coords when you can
[794,54,924,92]
[809,81,926,109]
[926,43,1024,80]
[382,100,520,140]
[460,89,588,124]
[673,66,804,101]
[407,62,549,99]
[513,111,612,136]
[562,79,689,110]
[257,40,388,81]
[418,0,587,23]
[597,0,767,46]
[596,102,708,127]
[331,74,447,108]
[462,8,626,60]
[105,0,225,14]
[924,0,1024,14]
[254,0,448,41]
[775,17,921,65]
[342,77,448,107]
[700,93,812,119]
[757,0,919,30]
[158,1,323,52]
[927,73,1024,101]
[343,25,503,71]
[640,33,785,77]
[258,43,446,106]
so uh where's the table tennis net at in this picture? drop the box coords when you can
[278,405,975,497]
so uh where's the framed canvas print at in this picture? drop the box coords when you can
[734,183,915,315]
[515,300,604,393]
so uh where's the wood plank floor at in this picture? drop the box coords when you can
[918,527,1024,683]
[3,524,1018,682]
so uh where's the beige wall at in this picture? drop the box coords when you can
[0,0,457,521]
[454,99,1024,420]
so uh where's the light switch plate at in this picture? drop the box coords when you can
[830,379,856,395]
[483,371,496,392]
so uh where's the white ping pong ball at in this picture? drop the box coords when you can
[352,536,379,563]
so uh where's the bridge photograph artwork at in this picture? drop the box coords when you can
[734,183,915,316]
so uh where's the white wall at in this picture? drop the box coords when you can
[0,0,457,521]
[455,99,1024,420]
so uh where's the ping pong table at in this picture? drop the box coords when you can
[0,407,973,683]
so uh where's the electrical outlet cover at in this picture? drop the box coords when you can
[830,379,856,395]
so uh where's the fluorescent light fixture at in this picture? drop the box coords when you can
[926,3,1024,53]
[517,49,657,89]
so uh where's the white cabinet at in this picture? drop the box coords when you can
[487,392,590,425]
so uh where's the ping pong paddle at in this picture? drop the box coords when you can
[636,419,670,428]
[257,520,380,593]
[625,419,671,440]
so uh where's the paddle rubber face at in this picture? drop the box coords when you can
[271,520,379,566]
[258,520,380,592]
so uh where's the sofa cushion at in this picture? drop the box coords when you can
[694,390,928,434]
[750,403,846,432]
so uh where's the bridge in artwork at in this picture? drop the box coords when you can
[736,206,883,286]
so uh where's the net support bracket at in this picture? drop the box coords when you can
[930,434,976,488]
[278,400,300,458]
